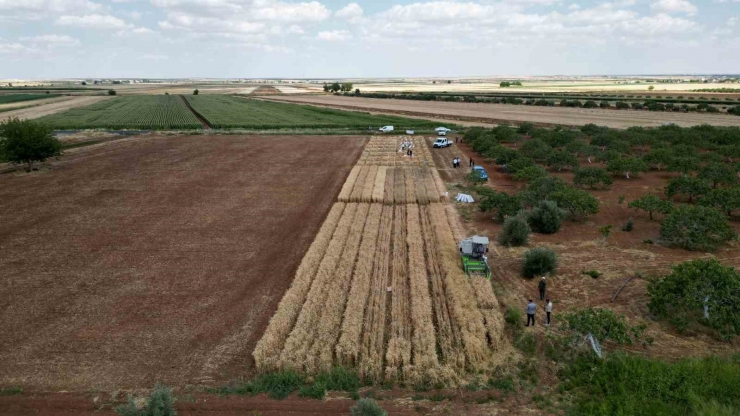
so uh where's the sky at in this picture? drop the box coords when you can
[0,0,739,78]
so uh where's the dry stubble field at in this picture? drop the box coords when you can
[264,95,740,129]
[0,134,366,390]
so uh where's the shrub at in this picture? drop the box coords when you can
[466,169,486,184]
[116,384,176,416]
[546,150,579,171]
[0,117,62,171]
[505,305,523,330]
[607,157,648,179]
[193,89,199,95]
[699,187,740,216]
[527,200,566,234]
[478,188,521,222]
[573,167,612,189]
[350,398,387,416]
[515,333,537,355]
[660,205,735,251]
[505,157,535,175]
[622,218,634,231]
[615,101,629,109]
[108,89,117,96]
[648,258,740,339]
[562,308,649,345]
[498,216,531,247]
[522,247,557,278]
[582,270,601,278]
[698,162,737,188]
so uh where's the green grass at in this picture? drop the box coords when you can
[561,353,740,416]
[212,370,305,399]
[0,386,22,395]
[185,95,445,130]
[0,94,60,104]
[38,96,202,130]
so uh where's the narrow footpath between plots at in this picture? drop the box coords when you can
[253,135,504,386]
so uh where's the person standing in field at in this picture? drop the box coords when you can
[470,158,474,167]
[545,298,553,326]
[526,299,537,327]
[539,276,547,300]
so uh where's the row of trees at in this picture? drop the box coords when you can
[500,81,523,87]
[323,82,353,93]
[465,123,740,252]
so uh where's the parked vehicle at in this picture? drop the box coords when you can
[435,127,451,133]
[406,129,415,135]
[433,138,453,148]
[437,130,447,136]
[379,126,394,133]
[472,165,488,180]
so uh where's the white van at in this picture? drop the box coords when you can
[378,126,394,133]
[435,127,451,133]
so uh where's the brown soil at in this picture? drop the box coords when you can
[450,141,740,359]
[0,96,110,121]
[0,96,73,112]
[262,95,740,129]
[0,134,366,391]
[251,86,282,95]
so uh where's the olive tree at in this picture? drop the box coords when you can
[513,165,548,182]
[549,187,599,221]
[0,117,61,172]
[573,167,612,189]
[545,150,579,171]
[698,162,737,188]
[527,200,566,234]
[478,189,522,223]
[607,157,648,179]
[699,187,740,216]
[666,156,701,176]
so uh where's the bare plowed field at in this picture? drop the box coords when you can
[0,96,110,122]
[263,95,740,129]
[0,134,366,390]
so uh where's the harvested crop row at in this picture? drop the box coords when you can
[361,166,378,203]
[431,169,448,202]
[469,277,504,350]
[405,204,440,385]
[360,205,393,381]
[384,168,395,204]
[338,167,360,202]
[429,203,489,371]
[311,203,370,373]
[253,202,346,371]
[279,203,359,371]
[385,205,411,382]
[419,205,463,370]
[414,168,430,205]
[372,167,387,203]
[404,169,416,207]
[335,204,383,366]
[444,204,465,244]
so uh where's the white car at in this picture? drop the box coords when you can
[437,130,447,136]
[378,126,394,133]
[435,127,451,133]
[433,138,453,148]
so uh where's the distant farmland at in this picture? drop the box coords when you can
[36,95,446,131]
[0,94,61,104]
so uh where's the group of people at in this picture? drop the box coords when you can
[452,157,462,168]
[400,140,414,157]
[525,277,553,326]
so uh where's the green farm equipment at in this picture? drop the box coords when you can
[459,236,491,279]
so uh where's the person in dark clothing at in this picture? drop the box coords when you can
[470,158,474,167]
[409,149,413,157]
[545,298,553,326]
[539,277,547,300]
[526,299,536,326]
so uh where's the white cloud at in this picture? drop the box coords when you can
[317,29,352,41]
[287,24,304,34]
[620,13,698,34]
[650,0,697,14]
[0,0,102,12]
[139,54,169,60]
[56,14,133,29]
[728,17,738,27]
[0,42,36,54]
[567,3,580,10]
[336,3,363,20]
[19,35,80,46]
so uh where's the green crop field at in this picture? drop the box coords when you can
[38,96,202,130]
[0,94,61,104]
[185,95,440,129]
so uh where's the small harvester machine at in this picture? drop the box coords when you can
[459,236,491,279]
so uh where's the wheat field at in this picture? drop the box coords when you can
[253,135,503,384]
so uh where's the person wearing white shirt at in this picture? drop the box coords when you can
[545,298,553,326]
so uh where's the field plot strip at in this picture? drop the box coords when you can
[254,135,504,385]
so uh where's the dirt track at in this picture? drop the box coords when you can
[0,135,366,391]
[263,95,740,129]
[0,96,109,121]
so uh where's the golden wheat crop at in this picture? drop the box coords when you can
[335,204,383,366]
[404,168,416,206]
[361,166,378,203]
[385,205,411,382]
[444,204,466,244]
[405,204,440,383]
[359,205,393,381]
[338,167,360,202]
[469,277,504,350]
[348,167,370,202]
[279,203,359,371]
[311,203,370,373]
[393,168,406,204]
[419,205,463,370]
[372,167,387,203]
[384,167,395,204]
[253,203,346,371]
[429,204,489,371]
[431,168,447,201]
